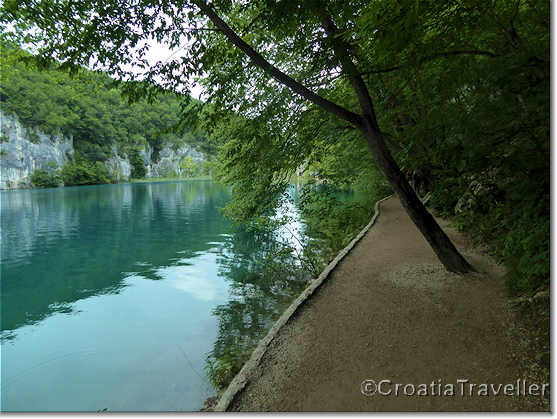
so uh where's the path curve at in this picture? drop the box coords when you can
[226,196,545,411]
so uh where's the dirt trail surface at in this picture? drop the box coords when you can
[228,196,546,412]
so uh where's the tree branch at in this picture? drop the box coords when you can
[192,0,363,128]
[361,49,499,76]
[320,15,379,129]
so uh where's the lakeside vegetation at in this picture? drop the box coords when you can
[130,175,212,184]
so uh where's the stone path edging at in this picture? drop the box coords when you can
[213,194,393,411]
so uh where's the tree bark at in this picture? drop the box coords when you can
[361,118,474,273]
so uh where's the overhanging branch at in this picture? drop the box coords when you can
[362,49,499,76]
[192,0,363,128]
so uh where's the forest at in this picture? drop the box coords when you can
[1,42,215,185]
[1,0,550,397]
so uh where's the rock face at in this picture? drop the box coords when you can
[142,144,205,178]
[0,111,206,189]
[105,145,132,182]
[0,111,74,189]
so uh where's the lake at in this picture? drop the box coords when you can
[0,179,309,411]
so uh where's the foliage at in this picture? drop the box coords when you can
[60,155,115,186]
[180,156,197,177]
[430,175,549,295]
[128,148,147,179]
[30,162,61,188]
[161,167,179,178]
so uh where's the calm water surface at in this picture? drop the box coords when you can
[0,180,304,411]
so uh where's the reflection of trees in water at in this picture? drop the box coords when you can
[206,227,310,390]
[205,184,382,392]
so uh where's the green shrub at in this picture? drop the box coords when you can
[162,167,179,178]
[179,155,197,177]
[199,160,215,176]
[30,168,61,188]
[61,159,114,186]
[128,148,147,179]
[429,174,549,295]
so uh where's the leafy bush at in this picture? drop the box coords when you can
[60,158,114,186]
[128,148,146,179]
[429,174,549,295]
[179,155,197,177]
[199,160,215,176]
[30,167,61,188]
[162,167,179,178]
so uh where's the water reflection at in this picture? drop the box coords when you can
[2,180,237,411]
[1,180,318,411]
[206,191,312,389]
[1,181,231,336]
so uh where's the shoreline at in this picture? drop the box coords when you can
[206,195,392,412]
[0,176,214,191]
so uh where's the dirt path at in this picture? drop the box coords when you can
[228,196,547,411]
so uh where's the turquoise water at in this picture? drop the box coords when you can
[0,180,305,411]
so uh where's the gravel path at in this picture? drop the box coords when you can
[228,196,546,411]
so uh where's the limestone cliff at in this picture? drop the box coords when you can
[0,111,206,189]
[142,145,205,178]
[105,145,132,182]
[0,111,73,189]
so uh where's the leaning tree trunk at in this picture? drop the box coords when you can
[321,15,474,274]
[361,117,474,273]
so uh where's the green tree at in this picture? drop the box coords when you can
[30,162,61,188]
[180,155,197,177]
[60,155,114,185]
[128,148,147,179]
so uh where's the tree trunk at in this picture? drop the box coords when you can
[320,15,474,274]
[360,117,474,273]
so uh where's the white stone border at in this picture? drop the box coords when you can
[214,194,394,412]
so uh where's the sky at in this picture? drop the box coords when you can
[133,41,205,100]
[3,20,205,100]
